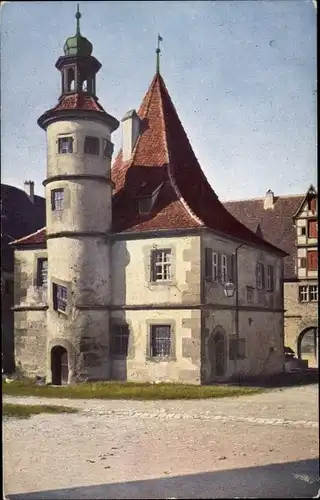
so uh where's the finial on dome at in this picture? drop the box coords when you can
[76,4,81,35]
[156,34,163,74]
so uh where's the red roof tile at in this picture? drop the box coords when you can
[10,227,46,247]
[48,93,106,113]
[112,73,285,256]
[223,195,305,279]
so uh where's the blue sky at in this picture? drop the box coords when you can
[1,0,317,200]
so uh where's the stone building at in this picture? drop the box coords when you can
[224,186,318,368]
[1,182,45,373]
[11,11,287,385]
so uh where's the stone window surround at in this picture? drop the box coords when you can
[51,276,72,317]
[145,318,176,362]
[142,242,177,288]
[246,285,255,303]
[55,133,114,160]
[110,319,135,360]
[298,284,318,303]
[50,184,71,218]
[33,251,48,288]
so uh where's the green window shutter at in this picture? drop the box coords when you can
[205,248,213,280]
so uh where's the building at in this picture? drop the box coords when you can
[10,10,287,385]
[1,182,45,373]
[224,187,318,368]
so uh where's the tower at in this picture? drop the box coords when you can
[38,6,119,384]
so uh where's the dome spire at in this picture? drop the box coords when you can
[75,3,81,36]
[156,34,163,74]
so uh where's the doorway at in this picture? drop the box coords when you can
[51,346,68,385]
[208,330,226,380]
[297,327,318,368]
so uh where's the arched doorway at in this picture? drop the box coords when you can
[297,327,318,368]
[51,346,68,385]
[208,330,226,379]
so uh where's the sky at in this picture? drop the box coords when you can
[1,0,317,201]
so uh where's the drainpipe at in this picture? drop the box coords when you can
[234,244,245,385]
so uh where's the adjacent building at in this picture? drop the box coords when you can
[224,186,318,368]
[10,10,287,385]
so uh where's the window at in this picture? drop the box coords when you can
[111,325,129,356]
[53,283,68,313]
[246,286,254,303]
[221,254,227,283]
[51,189,64,211]
[37,258,48,287]
[103,139,114,159]
[229,338,246,360]
[307,250,318,271]
[300,257,307,269]
[308,220,318,238]
[309,285,318,302]
[151,249,171,282]
[84,136,100,155]
[139,198,152,215]
[256,263,265,289]
[212,252,218,281]
[58,136,73,154]
[299,286,308,302]
[308,197,317,214]
[301,226,306,236]
[4,280,14,294]
[151,325,171,358]
[266,265,274,292]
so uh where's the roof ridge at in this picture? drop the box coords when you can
[10,226,46,245]
[223,193,306,203]
[157,74,203,226]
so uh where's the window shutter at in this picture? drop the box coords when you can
[255,264,259,287]
[205,248,213,280]
[261,265,265,289]
[230,254,236,283]
[217,252,222,281]
[150,251,156,281]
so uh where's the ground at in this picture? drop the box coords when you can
[4,384,319,499]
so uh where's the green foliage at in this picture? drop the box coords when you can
[2,379,263,400]
[3,402,78,419]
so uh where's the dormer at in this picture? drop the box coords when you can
[121,109,141,162]
[137,182,163,215]
[264,189,275,210]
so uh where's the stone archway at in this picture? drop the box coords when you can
[51,346,68,385]
[208,328,226,379]
[297,327,318,368]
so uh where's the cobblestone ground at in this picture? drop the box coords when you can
[3,385,319,499]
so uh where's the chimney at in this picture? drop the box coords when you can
[264,189,274,210]
[24,181,35,203]
[121,109,141,162]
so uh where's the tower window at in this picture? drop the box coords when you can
[66,67,75,92]
[103,139,114,159]
[111,325,130,356]
[51,189,64,211]
[53,283,68,313]
[84,136,100,156]
[37,258,48,287]
[58,137,73,154]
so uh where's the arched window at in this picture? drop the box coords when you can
[67,68,75,91]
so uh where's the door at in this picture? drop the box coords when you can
[214,332,225,377]
[51,346,68,385]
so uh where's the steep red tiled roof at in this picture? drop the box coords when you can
[112,73,285,256]
[10,227,46,247]
[223,195,305,279]
[44,93,107,114]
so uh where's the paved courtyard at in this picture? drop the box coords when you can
[3,384,319,499]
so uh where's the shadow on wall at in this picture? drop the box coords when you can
[7,458,320,499]
[110,241,130,381]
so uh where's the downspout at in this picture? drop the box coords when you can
[234,243,245,384]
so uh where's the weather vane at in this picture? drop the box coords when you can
[75,3,81,34]
[156,34,163,73]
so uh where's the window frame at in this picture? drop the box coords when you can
[150,324,172,359]
[103,138,114,159]
[221,254,228,284]
[110,325,130,357]
[84,136,100,156]
[246,286,254,303]
[151,249,172,282]
[53,283,68,313]
[138,197,153,215]
[309,285,318,302]
[266,265,274,292]
[212,252,218,282]
[57,136,74,154]
[51,188,64,212]
[299,285,309,302]
[37,258,48,287]
[256,262,264,290]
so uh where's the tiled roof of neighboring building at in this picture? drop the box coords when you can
[111,72,285,256]
[223,195,305,279]
[1,184,46,271]
[10,227,46,247]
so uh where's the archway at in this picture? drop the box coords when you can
[51,346,68,385]
[208,329,226,379]
[297,327,318,368]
